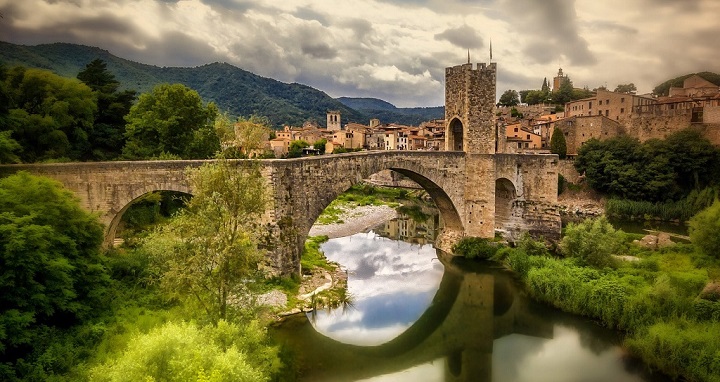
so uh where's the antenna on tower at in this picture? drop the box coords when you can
[467,49,470,64]
[490,38,493,61]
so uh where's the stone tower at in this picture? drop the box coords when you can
[444,62,497,154]
[327,110,341,131]
[553,68,565,91]
[444,61,498,238]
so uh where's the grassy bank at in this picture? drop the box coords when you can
[606,187,718,222]
[456,217,720,381]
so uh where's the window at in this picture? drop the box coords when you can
[620,108,625,113]
[599,100,603,105]
[526,134,530,139]
[605,110,609,116]
[514,127,518,132]
[621,97,625,103]
[606,99,610,104]
[589,101,592,109]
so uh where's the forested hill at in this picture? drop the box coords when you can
[0,41,371,128]
[337,97,444,125]
[653,72,720,96]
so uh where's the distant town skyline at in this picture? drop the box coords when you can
[0,0,717,107]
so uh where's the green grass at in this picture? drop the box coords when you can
[500,236,720,380]
[301,235,333,272]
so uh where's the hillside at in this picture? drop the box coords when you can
[653,71,720,96]
[337,97,444,125]
[0,41,368,128]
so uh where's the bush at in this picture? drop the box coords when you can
[90,320,281,382]
[453,237,501,260]
[689,200,720,260]
[560,217,624,268]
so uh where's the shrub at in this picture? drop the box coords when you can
[689,200,720,260]
[453,237,501,260]
[560,217,624,268]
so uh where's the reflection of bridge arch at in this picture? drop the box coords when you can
[276,255,552,381]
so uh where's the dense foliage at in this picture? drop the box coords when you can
[452,237,500,260]
[575,130,720,202]
[560,217,624,268]
[2,66,97,162]
[76,59,136,160]
[0,172,110,379]
[123,83,219,159]
[498,89,519,107]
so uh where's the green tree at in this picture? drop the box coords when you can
[3,66,97,162]
[541,77,550,93]
[689,201,720,260]
[313,138,327,154]
[90,320,281,382]
[123,83,219,159]
[0,131,20,163]
[77,59,136,160]
[286,140,309,158]
[498,89,520,107]
[0,172,109,371]
[216,115,272,159]
[553,77,574,105]
[560,216,624,268]
[142,161,267,322]
[614,83,637,94]
[550,127,567,159]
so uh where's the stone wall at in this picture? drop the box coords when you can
[558,159,581,184]
[445,63,497,154]
[557,115,623,156]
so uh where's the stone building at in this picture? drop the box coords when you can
[327,110,341,131]
[556,115,623,156]
[565,89,656,122]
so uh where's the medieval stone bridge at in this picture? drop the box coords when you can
[0,150,559,275]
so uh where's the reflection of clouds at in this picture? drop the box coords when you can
[357,359,445,382]
[311,231,443,345]
[493,326,646,382]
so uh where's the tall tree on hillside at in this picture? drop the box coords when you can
[550,128,567,159]
[123,83,219,160]
[0,65,21,163]
[3,66,96,162]
[77,59,136,160]
[541,77,550,92]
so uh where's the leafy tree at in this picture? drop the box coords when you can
[0,172,109,373]
[0,131,20,163]
[498,89,520,107]
[226,115,272,158]
[123,83,218,159]
[77,59,136,160]
[689,201,720,260]
[550,128,567,159]
[286,140,309,158]
[90,320,281,382]
[560,217,624,268]
[614,83,637,94]
[510,107,523,118]
[313,138,327,154]
[3,66,97,162]
[521,89,549,105]
[553,77,574,105]
[142,161,267,322]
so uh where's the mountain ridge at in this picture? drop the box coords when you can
[1,41,445,127]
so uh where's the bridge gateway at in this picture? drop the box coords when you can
[0,61,560,276]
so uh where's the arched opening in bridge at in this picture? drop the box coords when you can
[108,190,192,246]
[494,178,516,232]
[448,118,464,151]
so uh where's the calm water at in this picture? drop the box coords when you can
[273,209,671,382]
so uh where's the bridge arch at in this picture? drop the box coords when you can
[494,177,516,232]
[105,185,193,247]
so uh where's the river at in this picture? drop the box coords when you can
[272,204,672,382]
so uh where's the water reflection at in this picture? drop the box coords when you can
[273,205,671,381]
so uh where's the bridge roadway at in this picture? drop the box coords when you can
[273,253,554,381]
[0,150,560,275]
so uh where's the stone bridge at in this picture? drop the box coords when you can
[0,60,562,275]
[0,150,560,275]
[274,254,554,381]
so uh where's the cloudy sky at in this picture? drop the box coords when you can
[0,0,717,107]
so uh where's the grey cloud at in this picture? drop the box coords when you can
[294,7,330,26]
[434,25,484,49]
[501,0,596,66]
[340,18,374,40]
[586,20,638,35]
[301,41,337,59]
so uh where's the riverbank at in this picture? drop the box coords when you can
[308,204,397,239]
